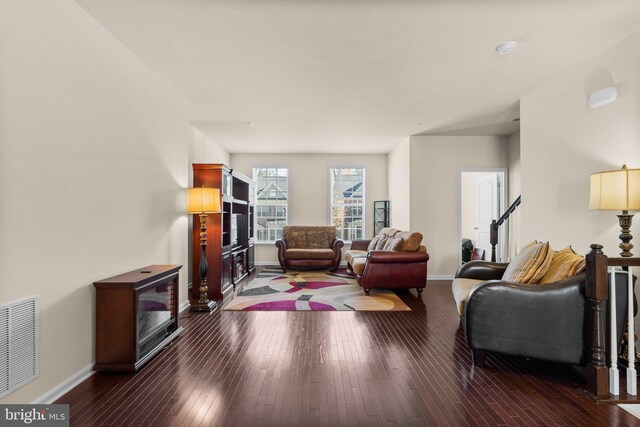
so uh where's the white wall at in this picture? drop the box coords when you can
[189,126,231,173]
[520,31,640,256]
[409,135,509,276]
[507,131,521,259]
[230,153,388,264]
[387,138,411,230]
[0,0,194,403]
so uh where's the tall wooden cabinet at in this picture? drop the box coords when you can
[192,164,255,303]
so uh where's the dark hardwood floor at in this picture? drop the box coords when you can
[58,278,639,426]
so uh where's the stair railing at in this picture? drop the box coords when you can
[585,244,640,402]
[489,195,521,262]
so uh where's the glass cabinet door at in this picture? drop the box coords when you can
[137,283,176,355]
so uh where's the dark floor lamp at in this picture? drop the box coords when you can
[187,186,221,312]
[590,164,640,364]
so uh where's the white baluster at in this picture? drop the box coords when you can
[610,267,620,395]
[627,266,637,395]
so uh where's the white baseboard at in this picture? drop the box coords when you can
[32,299,190,405]
[34,300,191,404]
[32,363,94,404]
[428,275,454,280]
[179,300,190,313]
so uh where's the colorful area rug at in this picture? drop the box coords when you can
[224,267,410,311]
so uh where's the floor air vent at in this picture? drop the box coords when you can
[0,296,39,398]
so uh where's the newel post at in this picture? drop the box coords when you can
[490,220,498,262]
[586,243,610,399]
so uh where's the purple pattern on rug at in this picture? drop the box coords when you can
[285,281,344,293]
[242,300,337,311]
[308,302,336,311]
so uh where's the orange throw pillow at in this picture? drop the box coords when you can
[539,247,586,284]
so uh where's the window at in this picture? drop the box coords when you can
[253,167,288,242]
[329,167,365,241]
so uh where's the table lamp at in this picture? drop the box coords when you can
[187,186,221,311]
[590,165,640,257]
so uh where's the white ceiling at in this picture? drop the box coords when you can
[76,0,640,154]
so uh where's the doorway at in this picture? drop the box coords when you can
[459,169,508,265]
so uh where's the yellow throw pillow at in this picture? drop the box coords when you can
[502,241,553,284]
[538,247,586,284]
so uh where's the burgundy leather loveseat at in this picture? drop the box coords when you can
[345,228,429,295]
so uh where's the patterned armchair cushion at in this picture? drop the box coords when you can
[283,226,337,249]
[286,231,308,249]
[284,249,336,260]
[307,231,330,249]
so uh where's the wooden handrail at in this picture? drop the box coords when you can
[586,243,640,402]
[490,196,521,262]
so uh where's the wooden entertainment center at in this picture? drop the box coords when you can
[192,164,255,304]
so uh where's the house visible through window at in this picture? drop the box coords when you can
[330,167,365,241]
[253,167,288,242]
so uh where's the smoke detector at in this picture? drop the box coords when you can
[496,41,517,55]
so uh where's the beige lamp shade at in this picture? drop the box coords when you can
[589,165,640,211]
[186,187,221,214]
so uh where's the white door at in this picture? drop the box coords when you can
[475,173,499,259]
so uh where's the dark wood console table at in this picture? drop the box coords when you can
[93,265,182,372]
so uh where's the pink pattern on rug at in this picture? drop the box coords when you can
[242,300,337,311]
[308,302,336,311]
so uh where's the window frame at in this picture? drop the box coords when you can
[327,165,366,243]
[253,166,290,244]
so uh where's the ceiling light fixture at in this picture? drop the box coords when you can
[496,41,517,55]
[588,86,618,109]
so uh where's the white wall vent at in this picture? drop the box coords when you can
[0,296,39,399]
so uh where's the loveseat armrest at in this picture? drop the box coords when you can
[455,260,509,281]
[350,240,371,251]
[275,239,288,272]
[275,239,288,251]
[367,250,429,264]
[330,238,344,270]
[360,250,428,292]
